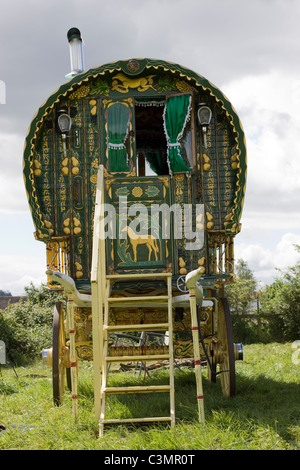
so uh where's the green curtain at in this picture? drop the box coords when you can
[145,150,168,175]
[107,103,130,172]
[163,94,192,172]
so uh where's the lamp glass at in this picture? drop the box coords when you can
[198,106,212,126]
[58,114,72,133]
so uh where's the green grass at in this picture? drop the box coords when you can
[0,343,299,450]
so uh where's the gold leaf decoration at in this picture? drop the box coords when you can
[69,85,90,99]
[132,186,143,198]
[176,80,197,93]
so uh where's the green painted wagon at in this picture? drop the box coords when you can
[23,34,246,435]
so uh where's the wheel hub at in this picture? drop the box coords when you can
[234,343,243,361]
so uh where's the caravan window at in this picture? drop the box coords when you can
[103,94,194,175]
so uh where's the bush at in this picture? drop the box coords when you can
[0,283,64,365]
[261,273,300,342]
[232,315,261,344]
[226,253,300,343]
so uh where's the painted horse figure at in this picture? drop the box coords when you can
[122,225,159,262]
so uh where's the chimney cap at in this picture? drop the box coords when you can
[67,28,82,42]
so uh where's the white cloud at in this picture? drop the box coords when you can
[0,253,47,296]
[0,132,23,175]
[0,211,46,295]
[223,70,300,199]
[235,233,300,285]
[0,132,28,213]
[222,70,300,287]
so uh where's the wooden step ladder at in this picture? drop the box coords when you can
[91,166,204,435]
[98,272,175,437]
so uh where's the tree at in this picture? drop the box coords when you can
[226,259,256,315]
[0,289,12,296]
[0,283,64,364]
[236,259,256,282]
[225,259,260,343]
[260,245,300,341]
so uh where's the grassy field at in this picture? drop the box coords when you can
[0,343,299,450]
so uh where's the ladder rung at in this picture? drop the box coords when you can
[102,385,171,394]
[106,273,172,279]
[106,302,168,308]
[98,270,174,434]
[105,354,170,362]
[105,323,169,332]
[100,417,173,424]
[107,295,169,303]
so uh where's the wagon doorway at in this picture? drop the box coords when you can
[135,94,194,177]
[135,100,169,176]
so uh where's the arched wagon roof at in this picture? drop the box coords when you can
[23,58,246,238]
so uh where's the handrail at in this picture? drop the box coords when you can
[91,164,106,290]
[91,164,106,421]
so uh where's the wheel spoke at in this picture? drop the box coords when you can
[218,297,235,397]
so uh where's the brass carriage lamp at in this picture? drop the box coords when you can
[58,108,72,158]
[66,27,84,78]
[197,105,212,149]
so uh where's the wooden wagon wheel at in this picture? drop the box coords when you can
[52,302,70,406]
[217,297,236,397]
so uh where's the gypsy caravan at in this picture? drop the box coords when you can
[23,32,246,435]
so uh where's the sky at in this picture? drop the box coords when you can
[1,0,300,295]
